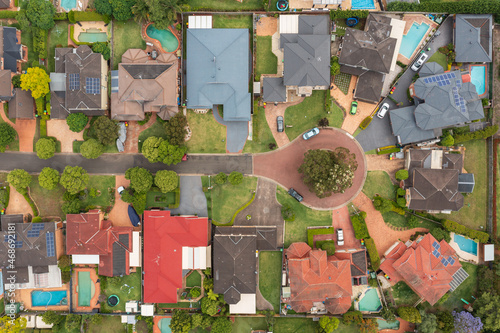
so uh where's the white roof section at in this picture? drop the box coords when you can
[206,245,212,268]
[121,315,128,324]
[389,17,406,72]
[280,15,299,34]
[21,315,35,328]
[129,232,142,267]
[126,301,139,313]
[141,304,155,316]
[72,254,100,265]
[229,293,256,314]
[182,246,208,270]
[484,244,494,261]
[189,16,212,29]
[36,315,54,328]
[15,265,62,290]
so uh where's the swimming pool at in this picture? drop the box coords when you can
[0,271,3,295]
[454,234,478,255]
[377,319,400,330]
[159,318,172,333]
[399,22,430,59]
[77,271,93,307]
[78,29,108,43]
[358,288,382,312]
[351,0,375,9]
[61,0,76,11]
[146,25,179,52]
[470,65,486,96]
[31,290,67,307]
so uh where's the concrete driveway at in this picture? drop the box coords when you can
[355,115,397,152]
[169,176,208,217]
[213,105,248,153]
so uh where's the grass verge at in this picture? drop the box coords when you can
[243,101,276,153]
[210,177,257,224]
[259,251,282,313]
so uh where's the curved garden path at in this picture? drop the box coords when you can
[264,96,304,148]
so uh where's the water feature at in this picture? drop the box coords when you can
[454,234,478,255]
[399,22,430,59]
[61,0,77,11]
[146,25,179,52]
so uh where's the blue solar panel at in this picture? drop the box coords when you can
[46,232,55,257]
[432,77,436,82]
[438,82,443,86]
[15,241,23,248]
[432,241,440,249]
[85,77,100,95]
[69,73,80,90]
[445,79,450,84]
[444,261,449,267]
[451,72,456,78]
[4,234,16,242]
[424,78,429,83]
[441,257,447,265]
[31,224,45,231]
[449,258,455,265]
[433,250,440,258]
[27,230,40,238]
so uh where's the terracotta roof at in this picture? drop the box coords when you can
[335,250,368,277]
[143,210,209,303]
[286,242,353,314]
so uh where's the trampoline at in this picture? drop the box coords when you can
[277,0,288,11]
[107,295,120,307]
[346,17,359,27]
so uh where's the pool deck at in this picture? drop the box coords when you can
[154,316,172,333]
[71,22,108,44]
[142,23,181,54]
[397,14,439,65]
[72,267,101,312]
[353,286,382,313]
[16,284,70,312]
[449,232,479,264]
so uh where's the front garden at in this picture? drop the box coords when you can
[186,110,226,153]
[243,101,277,153]
[259,251,282,313]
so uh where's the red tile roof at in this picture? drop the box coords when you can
[143,210,209,303]
[380,234,462,305]
[286,242,353,314]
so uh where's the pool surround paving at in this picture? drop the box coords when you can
[397,14,439,65]
[470,64,488,98]
[72,267,100,312]
[143,23,180,54]
[448,232,479,264]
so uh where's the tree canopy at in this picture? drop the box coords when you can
[214,172,227,185]
[38,167,60,190]
[62,199,81,215]
[474,293,500,331]
[201,296,219,316]
[36,138,56,160]
[125,167,153,193]
[80,139,104,159]
[91,42,111,60]
[142,136,186,165]
[170,310,191,333]
[94,0,135,20]
[228,171,243,185]
[66,113,88,132]
[397,306,421,324]
[93,116,118,146]
[154,170,178,193]
[418,311,437,333]
[59,166,89,195]
[319,316,340,333]
[437,311,454,333]
[41,311,64,325]
[26,0,55,30]
[142,136,164,163]
[7,169,31,193]
[11,75,21,89]
[0,316,27,333]
[299,148,358,198]
[20,67,50,100]
[0,123,16,152]
[210,317,232,333]
[164,112,188,146]
[453,311,482,333]
[133,0,182,30]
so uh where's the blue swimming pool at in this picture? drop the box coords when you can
[0,271,3,295]
[399,22,430,59]
[454,234,478,255]
[159,318,172,333]
[146,25,179,52]
[351,0,375,10]
[31,290,68,307]
[377,319,400,330]
[470,65,486,96]
[61,0,76,11]
[359,288,382,312]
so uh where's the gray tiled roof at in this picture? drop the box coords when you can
[389,106,436,145]
[419,62,444,77]
[0,27,23,73]
[112,234,129,277]
[186,29,251,122]
[455,14,492,63]
[263,77,286,102]
[354,70,384,103]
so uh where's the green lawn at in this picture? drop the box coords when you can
[87,316,126,333]
[186,110,226,153]
[274,318,318,333]
[48,22,69,72]
[437,140,487,230]
[21,28,36,70]
[210,176,257,224]
[112,20,146,70]
[362,171,395,200]
[255,36,277,79]
[285,90,343,141]
[382,211,409,228]
[29,175,65,220]
[100,271,142,312]
[427,52,448,71]
[259,251,282,313]
[138,119,168,152]
[187,0,263,10]
[233,317,268,332]
[243,101,276,153]
[392,281,420,307]
[186,271,202,288]
[81,176,115,209]
[276,186,332,247]
[146,190,175,209]
[73,141,119,154]
[212,14,253,29]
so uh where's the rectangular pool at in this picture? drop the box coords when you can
[454,234,478,255]
[78,32,107,43]
[31,290,67,307]
[377,319,400,330]
[351,0,375,10]
[359,288,382,312]
[78,271,92,307]
[470,65,486,96]
[61,0,76,11]
[399,22,430,59]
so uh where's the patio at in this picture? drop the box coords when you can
[448,232,480,264]
[15,284,70,312]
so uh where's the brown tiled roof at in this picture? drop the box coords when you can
[335,250,368,277]
[9,88,33,119]
[0,69,12,99]
[0,0,11,9]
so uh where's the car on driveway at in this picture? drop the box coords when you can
[302,127,320,140]
[277,116,284,132]
[288,188,303,202]
[411,52,428,71]
[377,103,390,119]
[350,101,358,115]
[117,186,125,195]
[337,228,344,246]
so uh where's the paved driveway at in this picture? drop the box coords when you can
[169,176,208,217]
[213,106,248,153]
[355,115,397,152]
[331,206,361,250]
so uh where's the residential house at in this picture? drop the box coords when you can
[0,26,27,74]
[454,14,492,63]
[66,210,136,277]
[380,233,469,305]
[111,49,179,121]
[0,214,62,290]
[403,148,474,212]
[390,65,484,145]
[49,45,108,119]
[339,14,405,103]
[213,226,277,314]
[143,210,210,304]
[186,28,250,122]
[8,88,34,119]
[0,0,13,9]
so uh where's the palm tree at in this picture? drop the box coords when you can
[132,0,150,23]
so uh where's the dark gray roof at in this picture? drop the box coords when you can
[121,64,172,80]
[455,14,492,63]
[186,29,251,122]
[263,77,286,102]
[354,71,384,103]
[405,149,463,188]
[0,214,23,232]
[0,27,23,73]
[0,69,12,100]
[9,88,33,119]
[3,267,29,285]
[389,106,436,145]
[412,70,484,130]
[351,250,367,277]
[419,62,444,77]
[0,0,11,9]
[458,173,475,193]
[298,15,329,35]
[112,234,129,276]
[340,65,367,76]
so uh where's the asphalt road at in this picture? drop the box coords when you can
[0,152,253,175]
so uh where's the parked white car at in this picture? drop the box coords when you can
[337,228,344,246]
[411,52,429,71]
[377,103,390,119]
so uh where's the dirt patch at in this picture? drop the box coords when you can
[256,17,277,36]
[366,154,405,184]
[47,119,85,153]
[5,184,31,216]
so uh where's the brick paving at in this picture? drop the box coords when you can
[47,119,85,153]
[108,175,141,231]
[256,16,277,36]
[0,102,36,152]
[124,113,157,154]
[264,97,304,148]
[332,205,361,250]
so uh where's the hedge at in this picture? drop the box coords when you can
[69,25,92,46]
[442,219,489,243]
[0,11,18,19]
[391,204,405,215]
[35,97,44,116]
[0,185,9,211]
[40,119,47,137]
[32,28,48,59]
[377,147,400,155]
[330,9,370,19]
[69,10,111,24]
[168,187,181,209]
[228,193,256,225]
[351,213,369,239]
[359,116,372,130]
[453,125,498,144]
[365,237,380,270]
[387,0,500,19]
[342,311,363,325]
[307,227,334,247]
[54,12,68,21]
[23,191,39,217]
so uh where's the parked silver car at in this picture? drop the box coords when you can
[302,127,320,140]
[337,228,344,246]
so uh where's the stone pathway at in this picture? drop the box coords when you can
[46,119,84,153]
[124,113,157,153]
[366,154,405,184]
[264,97,304,148]
[256,17,277,36]
[0,102,36,152]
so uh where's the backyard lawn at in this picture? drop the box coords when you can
[210,176,257,224]
[81,176,115,209]
[259,251,282,313]
[274,318,318,333]
[48,22,69,72]
[146,190,175,209]
[276,186,332,247]
[21,28,36,70]
[186,271,202,288]
[137,119,168,152]
[243,101,276,153]
[112,20,146,69]
[29,175,65,220]
[392,281,420,307]
[186,110,226,153]
[437,140,487,230]
[233,317,267,332]
[87,315,126,333]
[188,0,263,10]
[362,171,395,200]
[212,14,253,29]
[100,271,142,312]
[255,36,277,79]
[285,90,343,141]
[427,52,448,71]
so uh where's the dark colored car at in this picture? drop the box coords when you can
[288,188,303,202]
[277,116,284,132]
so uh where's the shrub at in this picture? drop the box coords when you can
[373,196,393,213]
[54,12,68,20]
[391,205,406,215]
[35,138,56,160]
[442,219,489,243]
[397,188,406,196]
[387,0,500,18]
[330,56,340,76]
[351,213,369,239]
[407,214,420,228]
[0,122,17,151]
[214,172,227,185]
[440,134,455,147]
[66,113,89,132]
[359,117,372,130]
[189,287,201,298]
[395,169,409,181]
[281,204,295,222]
[70,10,111,24]
[228,171,243,185]
[330,9,369,19]
[0,11,18,19]
[430,227,451,243]
[342,311,363,325]
[365,238,380,270]
[318,240,336,255]
[396,197,406,207]
[307,227,334,247]
[397,306,422,323]
[453,125,498,144]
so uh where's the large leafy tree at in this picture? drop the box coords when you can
[111,0,135,21]
[319,316,339,333]
[66,113,88,132]
[437,311,454,333]
[473,294,498,331]
[94,0,113,16]
[93,116,118,146]
[298,147,358,198]
[358,318,377,333]
[418,311,437,333]
[41,311,64,325]
[65,314,81,331]
[59,166,89,195]
[38,167,60,190]
[62,200,81,215]
[453,311,482,333]
[7,169,31,193]
[142,136,164,163]
[91,42,111,60]
[125,167,153,194]
[0,316,27,333]
[211,317,232,333]
[155,170,178,193]
[0,123,16,152]
[80,139,104,159]
[21,67,50,99]
[164,113,188,146]
[26,0,55,30]
[397,306,422,324]
[170,310,191,333]
[133,0,182,29]
[201,296,219,316]
[158,141,187,165]
[228,171,243,185]
[35,138,56,160]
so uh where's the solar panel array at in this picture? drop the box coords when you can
[432,240,455,267]
[423,72,456,87]
[86,77,100,95]
[27,223,45,238]
[4,234,16,242]
[452,87,467,113]
[69,73,80,90]
[46,232,55,257]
